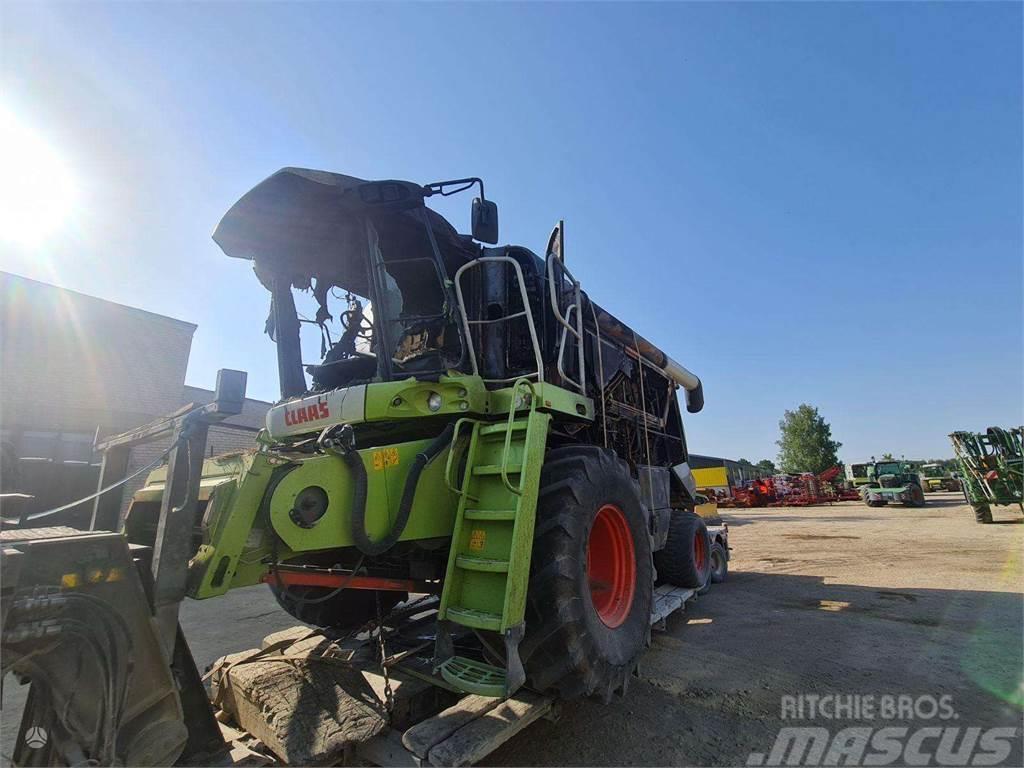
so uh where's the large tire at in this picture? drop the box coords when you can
[710,542,728,583]
[654,511,711,589]
[522,446,653,701]
[696,541,727,595]
[974,504,993,524]
[905,485,926,508]
[269,584,405,630]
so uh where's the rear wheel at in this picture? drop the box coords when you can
[654,511,711,589]
[974,504,993,524]
[523,446,652,701]
[269,583,406,630]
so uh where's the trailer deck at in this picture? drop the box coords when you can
[210,581,706,767]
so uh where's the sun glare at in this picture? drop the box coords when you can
[0,105,77,248]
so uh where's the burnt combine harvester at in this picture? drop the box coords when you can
[2,169,711,765]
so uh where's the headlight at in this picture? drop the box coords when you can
[427,392,443,412]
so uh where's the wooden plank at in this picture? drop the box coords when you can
[401,695,503,759]
[650,585,694,626]
[426,692,551,767]
[358,729,423,767]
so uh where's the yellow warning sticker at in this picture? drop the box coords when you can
[469,529,486,551]
[372,447,400,471]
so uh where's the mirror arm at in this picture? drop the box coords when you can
[423,177,486,202]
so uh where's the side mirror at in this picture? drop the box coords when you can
[472,198,499,244]
[213,369,247,416]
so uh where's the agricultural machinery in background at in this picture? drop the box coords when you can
[717,465,860,508]
[950,427,1023,524]
[844,462,873,489]
[2,168,716,766]
[919,463,961,493]
[860,460,926,508]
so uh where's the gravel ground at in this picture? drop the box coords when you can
[485,492,1023,766]
[3,492,1022,765]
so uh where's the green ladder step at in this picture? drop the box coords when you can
[472,463,522,476]
[446,607,503,632]
[438,656,507,698]
[464,508,517,521]
[479,421,529,437]
[455,555,510,572]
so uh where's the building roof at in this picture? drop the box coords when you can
[0,271,197,332]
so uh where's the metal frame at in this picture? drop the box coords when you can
[453,256,544,385]
[90,369,247,658]
[545,245,586,394]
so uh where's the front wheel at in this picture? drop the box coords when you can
[523,446,653,701]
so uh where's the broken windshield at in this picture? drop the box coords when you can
[289,209,464,392]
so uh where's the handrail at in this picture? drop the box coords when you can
[444,417,480,501]
[453,256,545,384]
[556,303,582,391]
[499,378,538,496]
[545,253,586,394]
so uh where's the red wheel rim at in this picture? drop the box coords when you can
[587,504,637,628]
[694,531,707,573]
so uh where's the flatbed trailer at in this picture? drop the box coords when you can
[207,526,728,768]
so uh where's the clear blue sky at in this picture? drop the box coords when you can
[2,2,1021,463]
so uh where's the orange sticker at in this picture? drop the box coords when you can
[469,529,486,551]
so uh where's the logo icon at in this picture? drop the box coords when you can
[25,726,48,749]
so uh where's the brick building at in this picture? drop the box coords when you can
[0,271,271,526]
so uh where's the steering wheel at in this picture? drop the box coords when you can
[340,308,374,340]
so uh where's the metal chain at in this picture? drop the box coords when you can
[374,591,395,717]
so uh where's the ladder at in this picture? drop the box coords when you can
[434,380,551,698]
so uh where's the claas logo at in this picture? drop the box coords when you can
[284,402,330,426]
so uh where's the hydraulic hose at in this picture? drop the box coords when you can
[349,422,456,557]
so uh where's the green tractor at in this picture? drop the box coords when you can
[861,460,926,507]
[124,169,710,702]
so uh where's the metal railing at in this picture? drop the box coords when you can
[546,253,586,394]
[453,256,544,385]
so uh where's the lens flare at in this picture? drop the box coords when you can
[0,105,77,247]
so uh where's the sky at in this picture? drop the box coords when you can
[1,2,1021,464]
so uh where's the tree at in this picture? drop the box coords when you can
[756,459,777,475]
[880,452,894,461]
[776,404,842,474]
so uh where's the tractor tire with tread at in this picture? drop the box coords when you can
[905,485,926,508]
[974,504,993,524]
[522,446,652,702]
[655,511,711,589]
[709,542,728,583]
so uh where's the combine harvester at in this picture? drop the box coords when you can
[950,427,1023,524]
[1,169,726,766]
